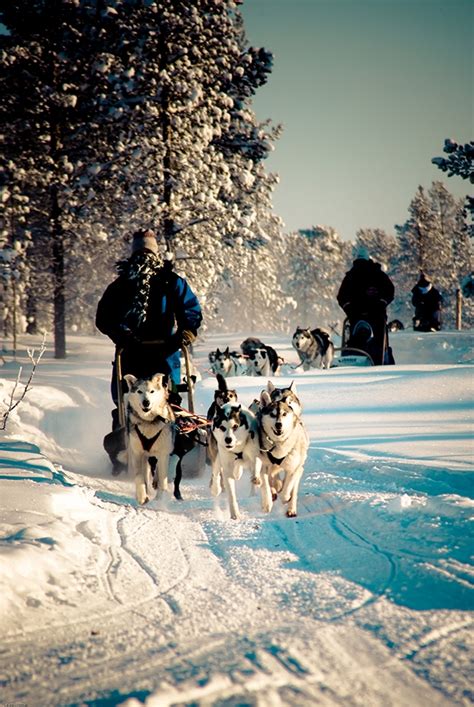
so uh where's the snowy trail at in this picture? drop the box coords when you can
[0,331,473,705]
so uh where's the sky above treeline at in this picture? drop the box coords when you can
[241,0,473,240]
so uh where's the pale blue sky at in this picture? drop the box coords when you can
[241,0,473,239]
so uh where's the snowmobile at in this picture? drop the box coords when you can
[331,317,394,367]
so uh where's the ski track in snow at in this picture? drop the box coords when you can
[0,331,473,706]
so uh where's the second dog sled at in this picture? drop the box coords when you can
[332,317,393,367]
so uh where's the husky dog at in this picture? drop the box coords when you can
[207,373,238,420]
[244,345,281,377]
[211,347,246,377]
[206,374,239,473]
[257,391,309,518]
[292,327,334,370]
[210,403,262,520]
[266,380,302,417]
[249,380,302,417]
[123,373,176,506]
[240,337,266,356]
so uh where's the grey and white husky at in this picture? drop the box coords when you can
[292,326,334,370]
[211,347,246,377]
[123,373,175,506]
[257,390,309,518]
[210,402,262,520]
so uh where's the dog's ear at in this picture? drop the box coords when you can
[260,390,271,407]
[224,346,230,355]
[267,380,276,393]
[289,381,297,393]
[124,373,137,390]
[216,373,227,392]
[157,373,169,388]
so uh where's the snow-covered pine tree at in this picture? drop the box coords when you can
[394,186,437,323]
[1,0,281,344]
[432,138,473,239]
[281,226,351,336]
[432,139,474,182]
[0,0,147,356]
[394,182,472,327]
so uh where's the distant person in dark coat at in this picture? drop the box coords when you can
[411,271,443,331]
[96,229,202,470]
[337,246,395,365]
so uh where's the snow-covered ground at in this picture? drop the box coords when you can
[0,328,473,706]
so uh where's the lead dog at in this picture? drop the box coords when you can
[123,373,175,505]
[249,380,302,418]
[292,326,334,370]
[257,390,309,517]
[210,402,262,520]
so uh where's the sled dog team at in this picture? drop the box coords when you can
[119,327,340,516]
[123,369,308,520]
[210,329,335,377]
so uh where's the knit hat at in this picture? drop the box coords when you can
[131,229,159,254]
[417,271,431,287]
[354,244,370,261]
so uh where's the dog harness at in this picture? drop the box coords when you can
[265,449,286,465]
[135,425,163,452]
[258,428,288,465]
[313,331,330,355]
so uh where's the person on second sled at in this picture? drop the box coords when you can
[96,228,202,472]
[411,271,443,331]
[337,245,395,365]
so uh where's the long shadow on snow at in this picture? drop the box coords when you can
[202,448,474,614]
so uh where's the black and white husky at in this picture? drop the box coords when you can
[207,374,239,475]
[241,338,281,377]
[292,327,334,370]
[123,373,175,505]
[257,390,309,518]
[210,403,262,520]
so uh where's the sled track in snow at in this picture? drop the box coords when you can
[271,492,398,622]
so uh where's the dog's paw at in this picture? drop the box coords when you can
[251,475,262,487]
[286,509,297,518]
[271,491,278,502]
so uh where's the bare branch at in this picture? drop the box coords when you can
[1,336,47,431]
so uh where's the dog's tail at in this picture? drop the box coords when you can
[216,372,228,392]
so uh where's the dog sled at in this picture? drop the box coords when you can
[107,341,208,497]
[331,317,394,367]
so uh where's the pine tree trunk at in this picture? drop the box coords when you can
[162,89,175,247]
[51,184,66,359]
